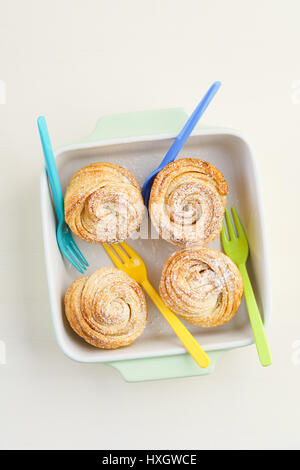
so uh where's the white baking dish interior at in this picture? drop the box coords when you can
[41,130,271,363]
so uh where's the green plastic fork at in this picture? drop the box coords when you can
[221,207,272,367]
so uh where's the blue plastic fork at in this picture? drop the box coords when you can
[141,81,221,208]
[38,116,88,274]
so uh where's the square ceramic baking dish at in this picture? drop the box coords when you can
[40,108,271,382]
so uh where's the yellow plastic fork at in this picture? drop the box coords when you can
[103,242,210,368]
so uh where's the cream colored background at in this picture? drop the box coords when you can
[1,0,300,450]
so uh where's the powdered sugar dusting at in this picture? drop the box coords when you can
[159,245,243,328]
[64,163,145,244]
[149,158,228,246]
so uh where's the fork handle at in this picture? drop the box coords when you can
[38,116,64,222]
[160,81,221,169]
[238,263,272,367]
[141,279,210,368]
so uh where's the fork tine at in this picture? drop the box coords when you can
[119,242,138,259]
[224,208,236,240]
[221,221,229,246]
[231,207,247,239]
[63,246,85,273]
[66,244,87,272]
[103,244,123,269]
[68,239,89,266]
[111,244,130,263]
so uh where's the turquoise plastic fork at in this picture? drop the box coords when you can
[141,81,221,207]
[221,207,272,367]
[38,116,88,274]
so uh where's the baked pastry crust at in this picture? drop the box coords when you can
[159,246,243,327]
[149,158,228,246]
[64,267,147,349]
[64,163,145,244]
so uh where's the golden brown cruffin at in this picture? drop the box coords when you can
[64,267,147,349]
[64,163,145,244]
[159,245,243,327]
[149,158,228,246]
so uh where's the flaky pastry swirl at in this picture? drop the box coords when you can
[149,158,228,246]
[64,267,147,349]
[64,163,145,244]
[159,246,243,327]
